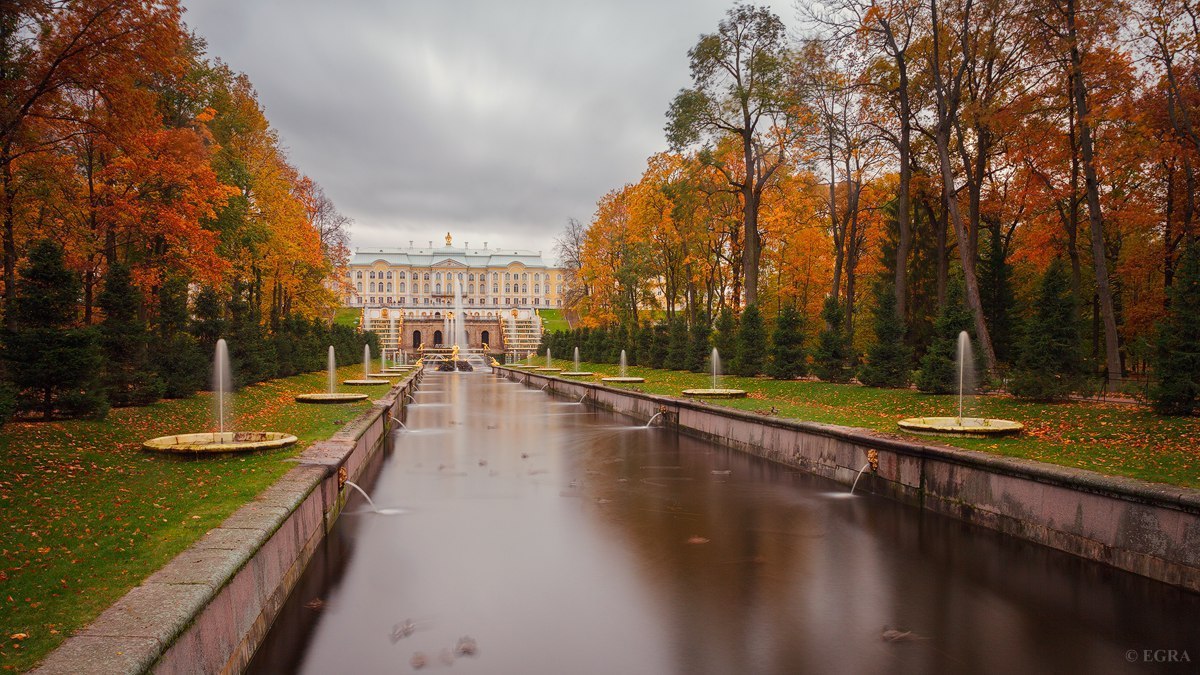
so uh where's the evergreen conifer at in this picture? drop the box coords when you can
[915,279,975,393]
[712,306,737,363]
[1010,259,1083,401]
[687,315,711,372]
[732,303,766,376]
[813,296,852,382]
[664,316,689,369]
[153,277,207,398]
[4,240,106,419]
[1150,244,1200,415]
[859,281,912,388]
[767,304,806,379]
[99,264,164,406]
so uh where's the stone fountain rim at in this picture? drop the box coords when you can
[342,378,392,385]
[295,392,370,404]
[897,416,1023,436]
[534,367,563,372]
[560,371,595,376]
[143,431,298,454]
[600,376,646,383]
[682,388,749,398]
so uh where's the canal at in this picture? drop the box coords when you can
[249,370,1199,674]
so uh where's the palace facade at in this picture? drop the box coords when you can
[343,233,566,310]
[342,234,563,358]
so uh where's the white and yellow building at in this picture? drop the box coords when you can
[343,233,564,358]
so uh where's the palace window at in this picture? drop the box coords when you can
[468,284,474,294]
[369,271,375,279]
[505,272,510,280]
[468,273,475,281]
[505,284,511,293]
[386,271,393,279]
[424,283,430,293]
[493,285,498,293]
[534,285,539,294]
[492,273,498,281]
[534,273,540,281]
[534,298,540,306]
[435,283,442,294]
[522,273,528,281]
[386,282,393,292]
[398,271,406,279]
[458,272,464,281]
[356,271,362,279]
[521,285,528,293]
[387,296,393,304]
[399,282,405,293]
[424,273,430,280]
[356,282,362,292]
[369,282,376,292]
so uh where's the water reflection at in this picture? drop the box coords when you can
[249,370,1199,674]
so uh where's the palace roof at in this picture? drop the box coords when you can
[349,245,553,269]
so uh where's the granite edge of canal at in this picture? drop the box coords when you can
[500,367,1200,595]
[29,369,423,675]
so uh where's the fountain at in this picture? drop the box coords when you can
[344,344,390,386]
[562,346,594,377]
[898,331,1022,436]
[144,339,298,453]
[535,347,562,373]
[601,350,644,383]
[383,349,416,374]
[683,348,747,398]
[296,346,370,403]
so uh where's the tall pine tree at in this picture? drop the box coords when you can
[664,316,689,370]
[686,315,712,372]
[712,306,737,363]
[1150,243,1200,415]
[813,296,852,382]
[4,241,106,419]
[916,279,975,394]
[732,303,766,376]
[1010,259,1082,401]
[860,281,912,388]
[99,264,164,406]
[155,277,207,398]
[767,304,806,379]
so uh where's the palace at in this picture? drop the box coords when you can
[342,233,566,359]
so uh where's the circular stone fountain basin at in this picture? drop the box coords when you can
[682,388,748,399]
[561,371,594,377]
[143,431,298,454]
[534,367,563,373]
[295,392,370,404]
[897,417,1023,436]
[342,378,391,386]
[601,376,645,383]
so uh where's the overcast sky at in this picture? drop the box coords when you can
[183,0,796,259]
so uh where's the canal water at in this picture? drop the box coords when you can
[249,370,1199,674]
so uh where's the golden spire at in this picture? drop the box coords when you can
[445,231,452,246]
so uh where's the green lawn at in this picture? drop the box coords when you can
[538,309,571,332]
[333,306,361,328]
[525,357,1200,490]
[0,366,393,672]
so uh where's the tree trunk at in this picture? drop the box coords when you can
[894,59,913,320]
[1067,0,1122,385]
[2,153,15,329]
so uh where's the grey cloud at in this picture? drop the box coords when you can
[184,0,794,255]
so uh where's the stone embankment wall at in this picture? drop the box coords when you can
[33,370,422,675]
[502,367,1200,593]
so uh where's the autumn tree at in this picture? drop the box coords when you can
[666,4,801,307]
